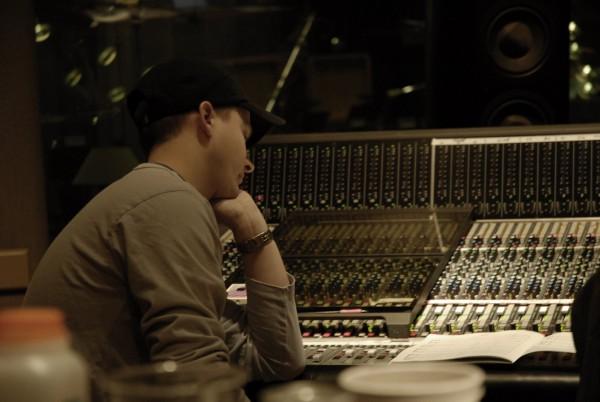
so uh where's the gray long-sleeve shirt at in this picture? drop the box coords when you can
[24,163,305,400]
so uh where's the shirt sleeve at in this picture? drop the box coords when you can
[115,190,231,368]
[222,274,305,381]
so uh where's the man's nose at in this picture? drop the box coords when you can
[244,158,255,174]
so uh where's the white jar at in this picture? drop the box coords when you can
[0,307,90,402]
[338,363,486,402]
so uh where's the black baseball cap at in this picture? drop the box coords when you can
[126,59,285,147]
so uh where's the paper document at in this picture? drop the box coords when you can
[391,330,575,364]
[525,332,576,354]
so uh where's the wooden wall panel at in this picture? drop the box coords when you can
[0,0,48,277]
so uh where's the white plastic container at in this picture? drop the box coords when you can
[338,362,485,402]
[0,307,90,402]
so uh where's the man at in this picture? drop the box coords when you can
[24,59,305,400]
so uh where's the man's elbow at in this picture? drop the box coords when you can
[279,357,305,380]
[259,355,306,382]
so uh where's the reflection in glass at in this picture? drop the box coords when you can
[108,86,127,103]
[570,41,580,60]
[569,21,580,40]
[64,68,82,87]
[34,23,51,43]
[573,68,598,100]
[98,46,118,66]
[141,66,154,78]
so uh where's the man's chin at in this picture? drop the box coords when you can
[216,187,242,200]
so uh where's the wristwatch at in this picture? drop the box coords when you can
[236,229,273,254]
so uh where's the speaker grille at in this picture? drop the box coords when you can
[426,0,569,128]
[487,7,549,75]
[484,93,552,126]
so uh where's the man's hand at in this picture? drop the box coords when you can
[211,191,268,242]
[215,191,290,287]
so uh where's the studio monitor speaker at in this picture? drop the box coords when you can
[426,0,570,128]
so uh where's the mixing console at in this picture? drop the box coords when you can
[301,337,576,369]
[300,318,388,338]
[412,217,600,337]
[275,208,469,315]
[223,207,471,338]
[222,240,242,284]
[274,209,463,257]
[244,128,600,220]
[302,338,412,366]
[223,126,600,376]
[290,257,439,309]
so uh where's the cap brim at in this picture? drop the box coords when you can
[240,102,286,146]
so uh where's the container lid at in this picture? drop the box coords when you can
[0,307,69,343]
[260,380,353,402]
[338,362,485,398]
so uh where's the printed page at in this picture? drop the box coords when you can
[525,332,576,354]
[391,330,544,364]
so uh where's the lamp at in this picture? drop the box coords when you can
[73,146,139,186]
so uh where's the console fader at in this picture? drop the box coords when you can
[413,218,600,337]
[227,207,470,339]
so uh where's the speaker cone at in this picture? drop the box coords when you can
[484,93,552,126]
[487,7,549,75]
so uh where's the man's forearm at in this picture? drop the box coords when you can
[241,240,289,287]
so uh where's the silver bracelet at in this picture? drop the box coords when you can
[236,229,273,254]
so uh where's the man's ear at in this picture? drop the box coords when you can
[197,101,216,139]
